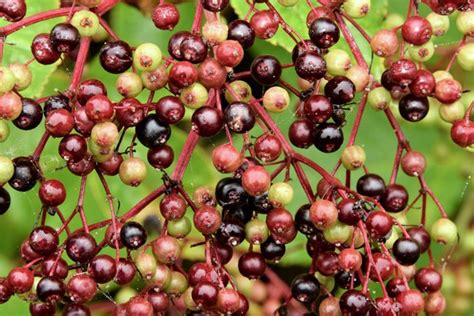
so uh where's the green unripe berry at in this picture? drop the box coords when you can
[152,264,172,289]
[439,101,465,123]
[183,287,200,311]
[0,67,16,95]
[88,139,113,163]
[433,70,453,83]
[368,86,391,110]
[426,12,449,36]
[202,20,228,45]
[383,13,404,29]
[324,48,351,76]
[91,24,108,42]
[268,182,294,206]
[346,65,369,92]
[141,64,169,91]
[9,64,32,91]
[133,43,163,72]
[323,221,354,245]
[116,72,143,97]
[119,157,147,186]
[115,287,138,305]
[315,272,335,290]
[408,40,435,62]
[0,156,14,184]
[167,216,192,239]
[0,120,9,142]
[341,145,366,170]
[262,86,290,113]
[165,271,188,295]
[91,121,119,148]
[225,80,252,103]
[457,43,474,71]
[344,0,371,19]
[384,228,399,249]
[180,83,208,109]
[277,0,299,7]
[134,252,157,280]
[245,218,269,245]
[456,11,474,36]
[71,10,99,37]
[430,218,458,246]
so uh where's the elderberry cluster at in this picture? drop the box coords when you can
[0,0,472,315]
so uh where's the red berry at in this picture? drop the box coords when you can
[160,193,187,220]
[46,109,74,137]
[212,143,243,173]
[39,179,66,206]
[152,3,180,30]
[241,165,271,196]
[250,10,279,39]
[7,267,34,294]
[193,205,222,235]
[216,40,244,67]
[402,16,432,45]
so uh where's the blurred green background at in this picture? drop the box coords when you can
[0,0,473,314]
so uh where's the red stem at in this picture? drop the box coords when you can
[69,37,91,92]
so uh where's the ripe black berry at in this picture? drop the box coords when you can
[309,17,340,48]
[250,55,282,86]
[136,114,171,148]
[8,157,40,192]
[99,41,133,74]
[50,23,80,53]
[398,94,429,122]
[392,237,421,266]
[120,221,147,249]
[224,102,255,134]
[291,274,320,303]
[228,20,255,49]
[313,123,344,153]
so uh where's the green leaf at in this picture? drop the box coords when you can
[0,0,61,98]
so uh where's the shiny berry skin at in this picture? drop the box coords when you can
[241,165,271,196]
[337,198,360,226]
[398,94,429,122]
[73,107,94,136]
[238,252,266,279]
[120,221,147,249]
[289,119,314,148]
[31,34,61,65]
[339,248,362,272]
[168,31,192,60]
[136,114,171,148]
[191,106,223,137]
[356,173,385,200]
[7,267,34,294]
[29,226,58,255]
[212,143,243,173]
[250,55,282,86]
[152,235,181,264]
[369,252,394,281]
[304,95,333,123]
[84,95,114,122]
[65,232,97,263]
[198,58,227,89]
[216,219,245,246]
[216,40,244,68]
[63,304,91,316]
[291,274,320,303]
[180,34,207,64]
[324,76,355,104]
[45,109,74,137]
[8,156,40,192]
[44,95,71,116]
[39,179,66,206]
[335,270,361,289]
[0,187,10,215]
[382,183,409,213]
[386,277,407,298]
[152,3,180,30]
[401,151,426,176]
[169,61,198,88]
[188,262,216,286]
[414,267,442,293]
[67,154,95,176]
[126,296,153,316]
[408,226,431,253]
[392,237,421,266]
[41,255,68,279]
[29,302,55,316]
[396,289,424,315]
[67,274,97,303]
[0,0,26,22]
[224,102,255,134]
[255,134,282,162]
[215,177,248,207]
[88,255,117,283]
[339,290,370,316]
[228,20,255,49]
[77,79,107,106]
[250,10,279,39]
[310,200,338,230]
[390,59,417,86]
[292,40,321,63]
[115,98,145,127]
[192,281,218,308]
[36,276,65,303]
[201,0,229,12]
[261,236,286,261]
[115,258,136,285]
[315,251,340,276]
[409,70,435,98]
[295,204,317,235]
[365,211,393,240]
[295,51,327,81]
[451,119,474,148]
[309,17,340,48]
[402,16,432,45]
[194,205,222,235]
[313,123,344,153]
[99,41,133,74]
[435,78,462,104]
[49,23,80,53]
[13,98,42,130]
[147,145,174,170]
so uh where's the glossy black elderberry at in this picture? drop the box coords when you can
[215,177,249,207]
[49,23,80,53]
[13,98,42,130]
[250,55,282,86]
[295,204,317,235]
[0,187,11,215]
[120,221,147,250]
[291,274,320,304]
[291,40,321,63]
[313,123,344,153]
[251,192,273,214]
[36,276,65,303]
[179,34,207,64]
[309,17,340,49]
[228,20,255,49]
[8,157,40,192]
[222,206,253,224]
[216,220,246,247]
[44,95,71,116]
[261,237,286,261]
[324,76,356,104]
[392,237,421,266]
[201,0,229,12]
[295,51,327,81]
[398,94,429,122]
[356,173,386,200]
[224,102,255,134]
[168,31,192,60]
[136,114,171,148]
[339,290,370,316]
[99,41,133,74]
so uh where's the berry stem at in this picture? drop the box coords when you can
[389,144,403,185]
[334,12,369,70]
[32,131,51,161]
[347,91,369,145]
[69,37,91,92]
[98,17,120,41]
[191,0,204,34]
[340,12,372,43]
